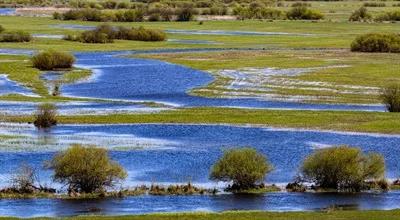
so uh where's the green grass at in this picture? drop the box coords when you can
[3,108,400,134]
[2,210,400,220]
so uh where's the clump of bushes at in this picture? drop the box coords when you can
[300,146,386,192]
[32,50,75,70]
[286,6,324,20]
[363,2,386,7]
[33,103,57,129]
[54,8,145,22]
[0,30,32,42]
[350,33,400,53]
[349,7,372,22]
[233,6,284,20]
[381,84,400,112]
[176,7,197,21]
[375,11,400,22]
[210,147,273,191]
[0,25,4,33]
[49,144,127,194]
[64,24,166,43]
[149,182,216,195]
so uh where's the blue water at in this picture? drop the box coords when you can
[0,8,15,16]
[0,75,35,96]
[1,124,399,185]
[1,191,400,217]
[0,124,400,217]
[61,51,385,111]
[50,24,314,36]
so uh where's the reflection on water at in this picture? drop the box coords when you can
[0,191,399,217]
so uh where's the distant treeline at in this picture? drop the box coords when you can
[54,5,325,22]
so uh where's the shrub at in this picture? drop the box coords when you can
[350,33,400,53]
[0,25,4,33]
[49,145,127,193]
[177,7,196,21]
[291,2,311,7]
[349,7,372,22]
[381,84,400,112]
[301,146,385,192]
[286,6,324,20]
[32,50,75,70]
[363,2,386,7]
[66,25,166,43]
[0,31,32,42]
[375,11,400,22]
[210,147,273,191]
[233,6,283,20]
[33,103,57,129]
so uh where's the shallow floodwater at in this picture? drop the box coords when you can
[0,75,36,96]
[1,191,400,217]
[61,51,384,111]
[0,8,15,16]
[1,123,399,185]
[0,123,400,217]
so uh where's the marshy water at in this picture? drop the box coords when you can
[0,123,400,217]
[0,46,396,217]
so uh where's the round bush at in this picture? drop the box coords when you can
[351,33,400,53]
[301,145,385,191]
[210,147,273,191]
[49,145,127,193]
[32,50,75,70]
[381,84,400,112]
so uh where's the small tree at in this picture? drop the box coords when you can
[49,145,127,193]
[11,163,36,193]
[381,84,400,112]
[349,7,372,22]
[210,147,273,190]
[33,103,57,129]
[301,145,385,191]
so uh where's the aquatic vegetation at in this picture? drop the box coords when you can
[32,50,75,71]
[49,145,127,193]
[300,145,386,192]
[33,103,57,129]
[210,147,273,191]
[149,182,216,195]
[381,84,400,112]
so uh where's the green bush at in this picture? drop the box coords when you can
[177,7,197,21]
[32,50,75,70]
[363,2,386,7]
[210,147,273,191]
[49,145,127,193]
[65,24,166,43]
[381,84,400,112]
[286,6,324,20]
[33,103,57,129]
[349,7,372,22]
[0,25,4,33]
[0,31,32,42]
[350,33,400,53]
[233,6,283,20]
[301,146,386,192]
[375,11,400,22]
